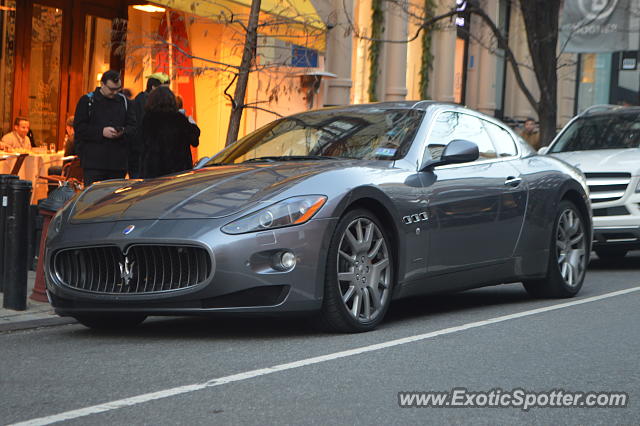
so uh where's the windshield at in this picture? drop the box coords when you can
[550,112,640,153]
[205,108,424,165]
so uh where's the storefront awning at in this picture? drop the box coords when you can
[148,0,326,50]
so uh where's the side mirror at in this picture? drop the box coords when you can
[420,139,479,172]
[193,156,211,169]
[538,146,549,155]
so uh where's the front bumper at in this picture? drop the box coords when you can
[45,217,337,316]
[592,225,640,249]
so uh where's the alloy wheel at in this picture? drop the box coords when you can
[336,217,391,323]
[555,208,586,287]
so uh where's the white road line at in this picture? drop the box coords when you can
[11,286,640,426]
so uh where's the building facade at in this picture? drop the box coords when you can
[1,0,638,158]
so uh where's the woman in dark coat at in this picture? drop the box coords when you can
[140,86,200,178]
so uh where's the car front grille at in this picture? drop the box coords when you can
[53,245,212,294]
[585,172,631,203]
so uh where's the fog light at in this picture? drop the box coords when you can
[274,251,296,271]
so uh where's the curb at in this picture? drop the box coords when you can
[0,316,77,333]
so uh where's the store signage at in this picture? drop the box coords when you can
[560,0,633,53]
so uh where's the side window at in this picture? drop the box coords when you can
[483,120,518,157]
[426,112,496,161]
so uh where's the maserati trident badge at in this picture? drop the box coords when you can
[118,256,135,286]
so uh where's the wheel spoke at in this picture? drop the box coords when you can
[362,288,371,320]
[355,220,364,244]
[338,271,356,283]
[342,285,355,303]
[569,233,583,247]
[339,250,356,264]
[556,239,567,251]
[363,223,374,250]
[345,229,359,252]
[351,291,361,318]
[368,238,383,260]
[566,263,574,286]
[368,284,382,309]
[371,258,389,285]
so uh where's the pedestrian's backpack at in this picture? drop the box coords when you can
[86,91,128,120]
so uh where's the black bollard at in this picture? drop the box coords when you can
[0,174,19,293]
[3,179,32,310]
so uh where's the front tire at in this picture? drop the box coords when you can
[523,200,588,298]
[319,209,394,333]
[74,313,147,330]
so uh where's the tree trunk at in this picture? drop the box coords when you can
[518,0,561,146]
[225,0,262,146]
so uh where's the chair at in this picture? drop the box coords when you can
[38,156,84,193]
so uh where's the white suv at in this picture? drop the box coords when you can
[544,105,640,259]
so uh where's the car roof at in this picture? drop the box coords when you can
[579,105,640,118]
[293,101,457,115]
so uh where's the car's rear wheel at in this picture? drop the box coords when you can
[319,209,394,333]
[595,247,628,260]
[523,200,588,298]
[73,313,147,330]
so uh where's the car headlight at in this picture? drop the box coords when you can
[46,210,65,241]
[222,195,327,234]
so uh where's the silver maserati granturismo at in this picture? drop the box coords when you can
[45,102,592,332]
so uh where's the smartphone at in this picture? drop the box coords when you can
[115,126,124,133]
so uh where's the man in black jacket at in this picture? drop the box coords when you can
[73,70,136,186]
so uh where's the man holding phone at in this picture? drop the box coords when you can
[73,70,137,185]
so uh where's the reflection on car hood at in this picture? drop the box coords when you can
[70,162,345,223]
[549,149,640,174]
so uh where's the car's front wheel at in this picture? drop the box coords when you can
[319,209,394,333]
[73,313,147,330]
[523,200,588,298]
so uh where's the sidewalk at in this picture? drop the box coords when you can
[0,271,76,332]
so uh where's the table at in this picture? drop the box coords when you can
[0,151,64,204]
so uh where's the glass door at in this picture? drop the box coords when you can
[82,15,113,95]
[28,3,63,147]
[0,0,16,135]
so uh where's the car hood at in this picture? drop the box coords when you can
[549,149,640,174]
[70,162,350,223]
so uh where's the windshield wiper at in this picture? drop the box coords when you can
[243,155,342,163]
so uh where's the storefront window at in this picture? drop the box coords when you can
[28,4,62,146]
[577,53,612,113]
[82,15,112,95]
[0,1,16,134]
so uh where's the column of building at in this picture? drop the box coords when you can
[379,1,408,101]
[325,0,354,106]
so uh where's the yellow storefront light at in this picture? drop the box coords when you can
[150,0,326,50]
[132,4,166,13]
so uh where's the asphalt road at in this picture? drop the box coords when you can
[2,253,639,425]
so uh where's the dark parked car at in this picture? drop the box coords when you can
[45,102,592,332]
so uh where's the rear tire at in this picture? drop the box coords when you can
[74,313,147,330]
[318,209,394,333]
[523,200,588,298]
[595,247,628,260]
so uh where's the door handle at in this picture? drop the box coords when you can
[504,176,522,187]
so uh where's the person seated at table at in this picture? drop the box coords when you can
[1,117,32,151]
